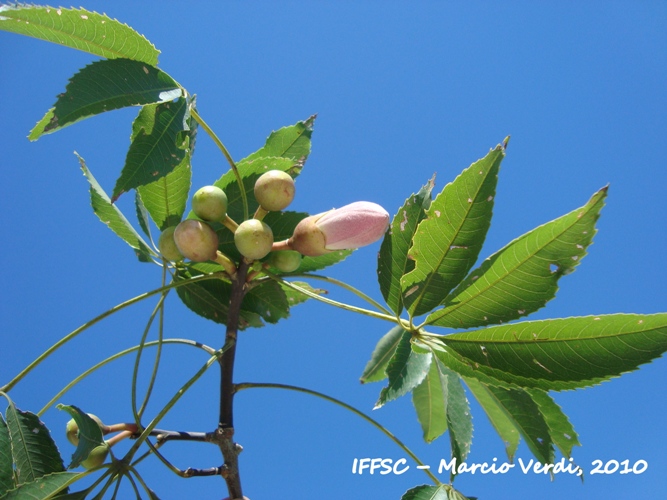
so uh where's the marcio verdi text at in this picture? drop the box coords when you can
[352,457,587,476]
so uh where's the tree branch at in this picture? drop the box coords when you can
[214,259,249,499]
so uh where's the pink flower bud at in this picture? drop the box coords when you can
[288,201,389,256]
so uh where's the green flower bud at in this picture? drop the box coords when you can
[269,250,302,272]
[234,219,274,260]
[254,170,295,211]
[192,185,228,221]
[81,443,110,469]
[173,220,219,262]
[158,226,184,262]
[66,414,105,447]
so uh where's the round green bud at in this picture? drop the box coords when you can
[81,443,110,469]
[269,250,302,272]
[192,185,228,221]
[254,170,295,212]
[173,219,219,262]
[234,219,274,260]
[66,414,105,447]
[158,226,184,262]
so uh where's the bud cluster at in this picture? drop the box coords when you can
[65,413,138,470]
[156,168,389,277]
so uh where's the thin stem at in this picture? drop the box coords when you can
[111,473,125,500]
[222,215,240,233]
[126,349,225,458]
[1,272,226,393]
[139,266,169,417]
[265,270,406,326]
[131,291,168,423]
[253,205,269,220]
[293,273,393,315]
[38,339,213,416]
[235,382,440,486]
[144,438,189,477]
[190,108,248,220]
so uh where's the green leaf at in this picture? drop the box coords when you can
[4,402,65,485]
[375,331,432,408]
[135,191,152,238]
[360,326,405,384]
[55,405,104,470]
[463,377,520,461]
[401,484,449,500]
[280,281,326,308]
[0,5,159,65]
[298,250,353,273]
[443,362,473,469]
[426,187,607,329]
[78,154,156,262]
[113,97,193,201]
[174,266,262,329]
[432,313,667,390]
[243,281,290,325]
[136,103,196,230]
[401,484,472,500]
[30,59,180,140]
[479,385,553,464]
[0,414,13,496]
[378,177,435,315]
[526,389,580,458]
[412,355,448,442]
[0,471,82,500]
[401,145,505,317]
[244,115,315,162]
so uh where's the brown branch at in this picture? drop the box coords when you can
[213,259,249,499]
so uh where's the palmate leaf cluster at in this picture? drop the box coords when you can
[2,5,667,500]
[366,142,667,496]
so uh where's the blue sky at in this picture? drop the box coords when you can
[1,2,666,499]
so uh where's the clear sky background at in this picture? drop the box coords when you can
[1,2,666,499]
